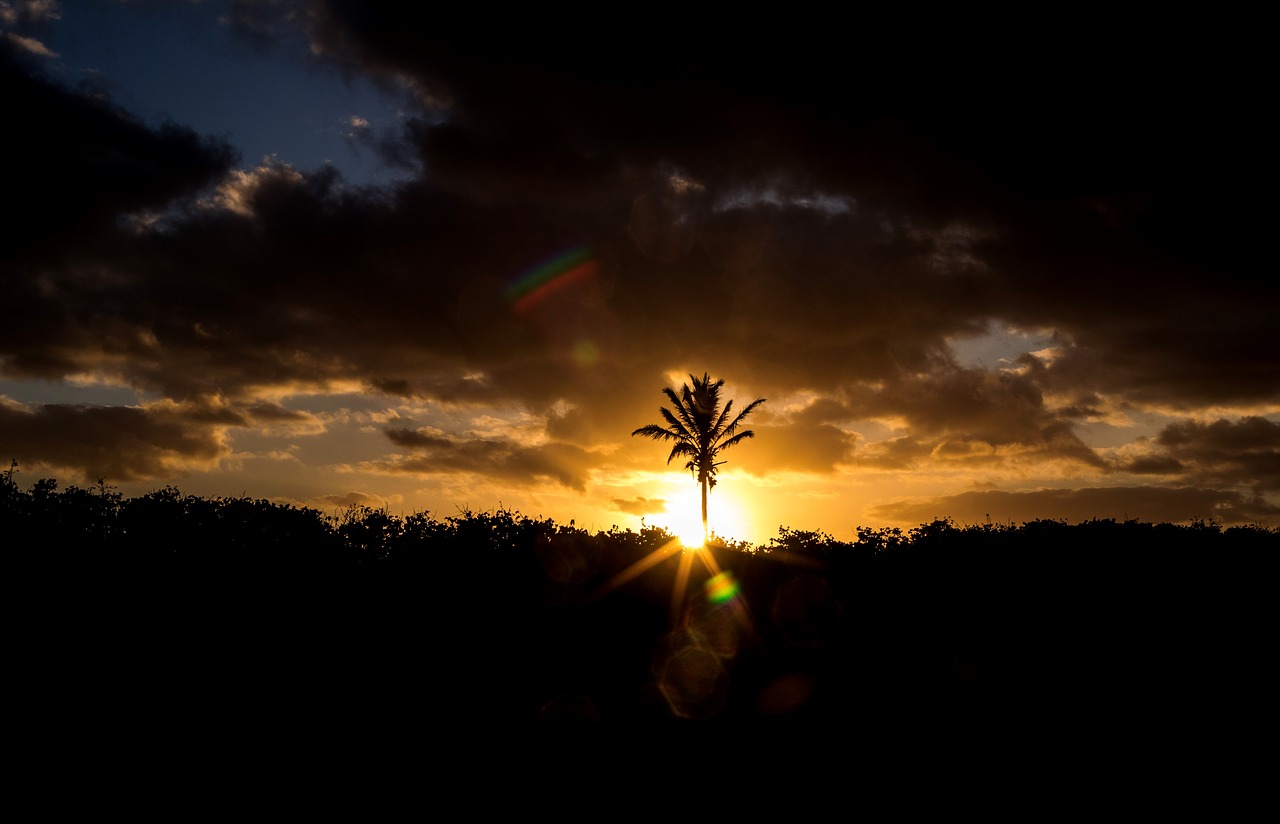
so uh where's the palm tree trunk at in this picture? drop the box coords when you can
[701,477,708,543]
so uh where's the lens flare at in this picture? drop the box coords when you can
[704,570,739,605]
[506,246,598,315]
[572,339,599,367]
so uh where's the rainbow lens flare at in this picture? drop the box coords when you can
[505,246,597,315]
[704,570,739,605]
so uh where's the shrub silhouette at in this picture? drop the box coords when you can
[4,464,1274,756]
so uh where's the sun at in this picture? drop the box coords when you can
[659,491,708,547]
[658,487,746,548]
[669,506,706,548]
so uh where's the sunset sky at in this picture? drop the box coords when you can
[2,1,1276,546]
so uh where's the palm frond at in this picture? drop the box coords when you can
[724,397,766,438]
[667,442,697,465]
[710,401,734,443]
[631,423,674,440]
[632,374,766,530]
[666,386,700,434]
[658,407,694,441]
[717,430,756,451]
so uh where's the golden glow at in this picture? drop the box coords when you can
[666,497,707,547]
[653,485,747,547]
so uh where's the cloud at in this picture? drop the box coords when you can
[870,487,1280,529]
[1154,417,1280,491]
[844,367,1108,472]
[1124,455,1184,476]
[0,44,238,255]
[6,21,1270,428]
[734,422,854,475]
[0,1,61,27]
[0,399,235,484]
[0,4,1273,536]
[610,496,665,517]
[314,490,391,511]
[381,427,597,491]
[1,30,52,56]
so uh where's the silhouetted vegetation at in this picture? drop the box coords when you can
[6,461,1274,764]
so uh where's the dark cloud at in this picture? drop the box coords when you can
[0,400,235,484]
[0,1,61,29]
[244,402,314,424]
[858,436,935,471]
[848,367,1107,470]
[611,497,665,517]
[1026,312,1280,409]
[1154,417,1280,491]
[7,10,1272,416]
[314,490,391,511]
[382,427,597,491]
[1125,456,1184,476]
[1,4,1274,534]
[872,487,1280,530]
[735,423,854,476]
[0,42,238,257]
[858,367,1052,442]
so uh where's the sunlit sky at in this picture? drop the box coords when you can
[2,1,1276,546]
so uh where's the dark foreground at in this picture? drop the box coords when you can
[7,486,1274,793]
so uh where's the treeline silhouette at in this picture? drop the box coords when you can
[7,464,1274,765]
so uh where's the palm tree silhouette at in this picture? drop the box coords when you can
[632,372,766,544]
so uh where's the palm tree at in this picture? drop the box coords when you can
[632,372,766,544]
